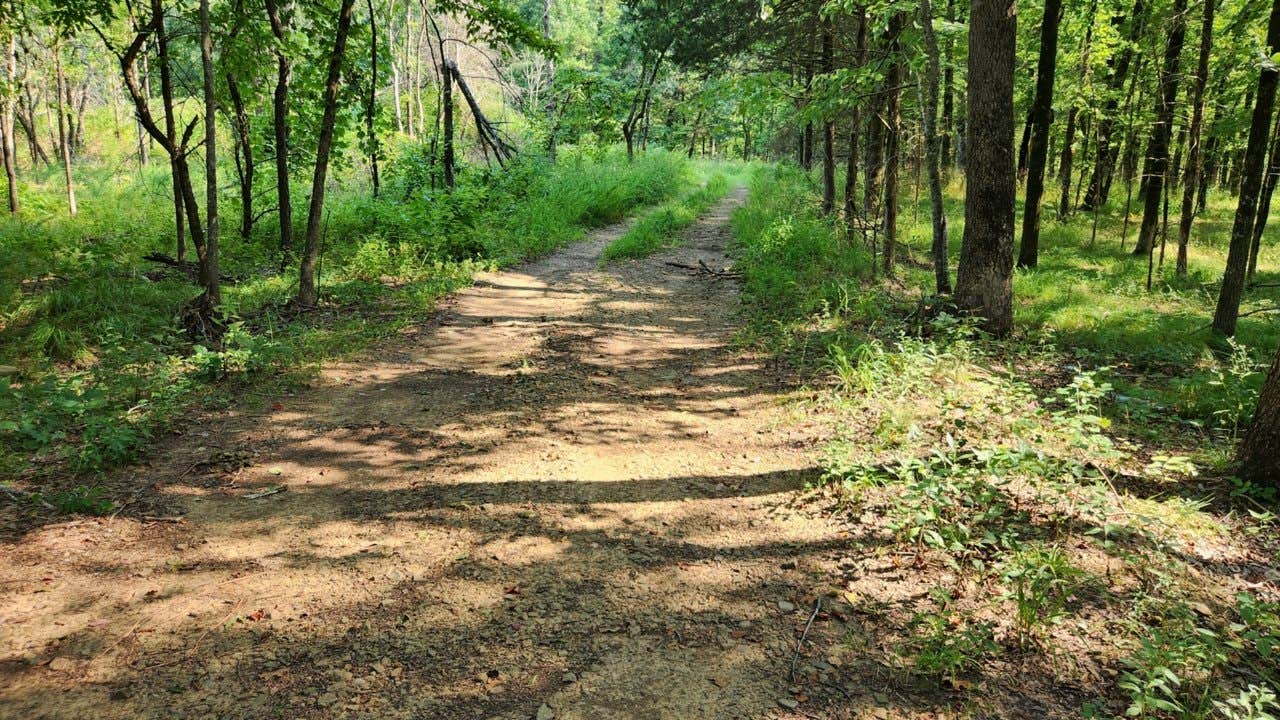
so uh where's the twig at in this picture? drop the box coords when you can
[789,597,822,683]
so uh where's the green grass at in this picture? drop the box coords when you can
[0,144,692,481]
[601,169,737,262]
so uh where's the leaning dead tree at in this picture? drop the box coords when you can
[444,59,515,169]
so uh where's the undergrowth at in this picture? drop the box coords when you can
[0,146,695,485]
[729,163,1280,717]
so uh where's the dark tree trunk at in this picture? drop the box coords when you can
[152,0,185,261]
[1177,0,1216,275]
[199,0,220,307]
[1058,106,1077,217]
[863,87,885,220]
[297,0,357,307]
[115,12,212,316]
[821,18,836,214]
[920,0,951,294]
[940,0,955,169]
[955,0,1017,337]
[844,8,867,233]
[1248,112,1280,280]
[1212,0,1280,337]
[882,12,904,276]
[1132,0,1187,257]
[265,0,294,258]
[1239,345,1280,483]
[1017,108,1033,179]
[227,75,254,240]
[442,52,456,187]
[1081,0,1146,211]
[1017,0,1064,268]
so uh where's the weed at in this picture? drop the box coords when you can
[903,589,1001,681]
[999,544,1084,645]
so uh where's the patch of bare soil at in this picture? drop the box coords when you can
[0,190,884,719]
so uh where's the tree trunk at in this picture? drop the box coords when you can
[1132,0,1187,258]
[227,75,254,239]
[1081,0,1146,211]
[116,11,212,316]
[1212,0,1280,338]
[940,0,955,169]
[1017,0,1063,268]
[1176,0,1215,276]
[1239,345,1280,483]
[53,43,76,217]
[365,0,380,195]
[152,0,186,262]
[882,13,904,277]
[265,0,294,258]
[1058,106,1077,217]
[199,0,220,308]
[543,0,557,159]
[442,52,456,186]
[1248,111,1280,280]
[2,29,17,214]
[820,17,836,215]
[954,0,1017,337]
[920,0,951,294]
[844,8,868,233]
[297,0,356,307]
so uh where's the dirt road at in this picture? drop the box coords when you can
[1,189,867,719]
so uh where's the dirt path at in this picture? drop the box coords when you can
[1,189,863,719]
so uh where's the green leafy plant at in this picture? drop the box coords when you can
[903,589,1001,681]
[999,544,1083,645]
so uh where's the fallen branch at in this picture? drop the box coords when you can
[788,597,822,683]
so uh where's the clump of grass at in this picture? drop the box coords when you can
[601,172,734,262]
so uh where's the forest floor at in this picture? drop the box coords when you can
[0,188,885,719]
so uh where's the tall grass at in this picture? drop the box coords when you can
[601,171,736,262]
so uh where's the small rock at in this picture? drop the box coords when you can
[777,600,796,612]
[777,698,800,710]
[536,704,555,720]
[47,657,76,672]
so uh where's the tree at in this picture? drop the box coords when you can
[1211,0,1280,337]
[1015,0,1063,269]
[265,0,294,258]
[1176,0,1215,276]
[954,0,1016,337]
[920,0,951,293]
[199,0,220,309]
[1080,0,1146,212]
[53,38,76,216]
[1238,344,1280,483]
[297,0,357,307]
[1,6,17,215]
[1132,0,1188,259]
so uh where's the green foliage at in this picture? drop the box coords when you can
[1118,616,1228,718]
[44,485,115,516]
[0,146,691,478]
[999,544,1084,645]
[903,589,1001,681]
[1215,686,1280,720]
[729,164,873,353]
